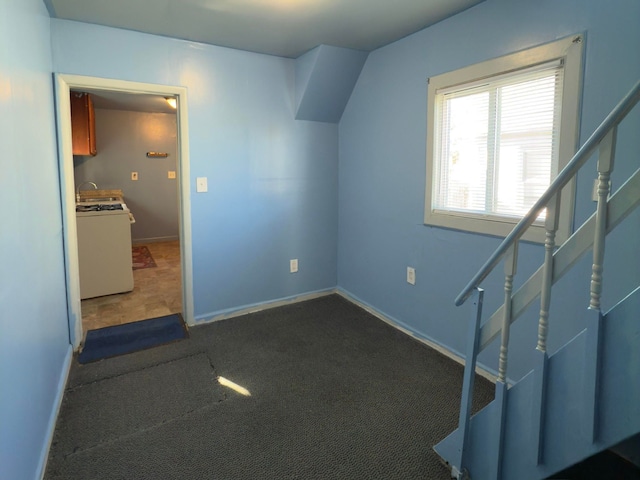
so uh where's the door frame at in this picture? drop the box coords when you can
[54,74,194,349]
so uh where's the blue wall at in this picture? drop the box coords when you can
[295,45,369,123]
[51,20,340,319]
[0,0,72,478]
[338,0,640,381]
[2,2,638,477]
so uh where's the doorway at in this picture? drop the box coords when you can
[55,74,194,350]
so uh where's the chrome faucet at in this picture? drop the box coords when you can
[76,181,98,202]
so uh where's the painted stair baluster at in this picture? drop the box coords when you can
[498,243,518,384]
[584,127,617,443]
[531,193,561,465]
[589,128,616,311]
[536,193,561,354]
[492,243,518,479]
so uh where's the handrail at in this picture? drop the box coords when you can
[479,168,640,351]
[455,79,640,307]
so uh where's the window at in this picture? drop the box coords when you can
[425,35,584,243]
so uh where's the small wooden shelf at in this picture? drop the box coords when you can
[70,92,97,156]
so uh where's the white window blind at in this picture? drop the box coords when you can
[432,61,564,222]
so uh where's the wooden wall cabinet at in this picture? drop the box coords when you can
[70,92,97,156]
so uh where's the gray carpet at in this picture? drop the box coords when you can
[45,294,494,479]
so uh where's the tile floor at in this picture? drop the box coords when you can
[81,240,182,331]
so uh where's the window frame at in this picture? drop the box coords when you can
[424,34,584,243]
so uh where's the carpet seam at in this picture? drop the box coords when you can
[59,400,225,460]
[46,295,495,480]
[59,352,223,459]
[67,351,210,392]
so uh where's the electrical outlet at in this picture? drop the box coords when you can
[196,177,208,192]
[131,172,138,181]
[290,259,298,273]
[407,267,416,285]
[168,171,176,179]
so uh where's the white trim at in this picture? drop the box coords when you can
[54,74,194,350]
[336,288,498,384]
[425,34,584,244]
[37,345,73,480]
[196,288,336,323]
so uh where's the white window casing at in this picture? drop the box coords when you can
[425,34,584,243]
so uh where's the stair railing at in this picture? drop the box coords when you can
[450,79,640,480]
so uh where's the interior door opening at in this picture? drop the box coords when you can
[55,74,193,350]
[72,91,181,333]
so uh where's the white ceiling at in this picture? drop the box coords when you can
[48,0,483,58]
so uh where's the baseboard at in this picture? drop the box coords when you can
[132,235,179,244]
[195,288,337,324]
[37,345,73,480]
[336,288,498,384]
[194,286,498,383]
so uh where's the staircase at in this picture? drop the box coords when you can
[434,79,640,480]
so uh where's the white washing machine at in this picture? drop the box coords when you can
[76,203,134,299]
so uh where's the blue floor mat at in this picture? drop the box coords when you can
[78,314,187,364]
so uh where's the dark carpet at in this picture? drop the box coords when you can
[78,313,187,364]
[45,294,494,480]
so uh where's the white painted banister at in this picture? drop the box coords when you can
[455,79,640,307]
[479,168,640,351]
[442,79,640,480]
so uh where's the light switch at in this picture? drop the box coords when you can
[131,172,138,181]
[196,177,208,193]
[168,171,176,179]
[407,267,416,285]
